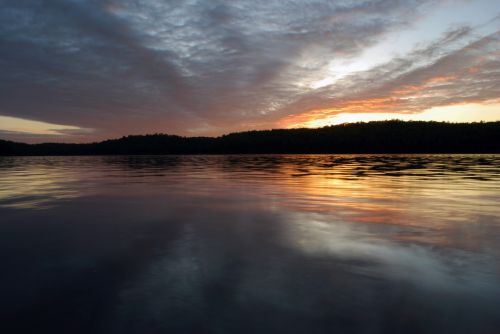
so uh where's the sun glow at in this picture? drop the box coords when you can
[283,102,500,128]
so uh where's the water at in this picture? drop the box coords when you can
[1,155,499,333]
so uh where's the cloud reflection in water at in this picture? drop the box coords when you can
[0,155,499,333]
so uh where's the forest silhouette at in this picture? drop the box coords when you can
[1,120,499,155]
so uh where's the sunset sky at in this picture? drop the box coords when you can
[1,0,499,142]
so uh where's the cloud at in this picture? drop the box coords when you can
[280,26,500,127]
[0,0,498,140]
[0,114,92,142]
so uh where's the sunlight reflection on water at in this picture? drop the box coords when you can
[0,155,499,333]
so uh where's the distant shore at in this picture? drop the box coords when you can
[1,120,499,156]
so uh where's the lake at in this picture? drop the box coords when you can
[1,155,499,333]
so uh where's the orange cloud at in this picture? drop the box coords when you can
[279,69,475,128]
[427,75,457,83]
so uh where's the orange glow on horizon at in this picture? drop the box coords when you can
[279,68,497,128]
[280,102,500,129]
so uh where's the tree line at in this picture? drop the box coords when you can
[1,120,499,155]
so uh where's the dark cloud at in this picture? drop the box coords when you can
[0,0,497,140]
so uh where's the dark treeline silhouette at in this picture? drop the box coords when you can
[1,121,499,155]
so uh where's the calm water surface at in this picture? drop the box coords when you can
[1,155,500,333]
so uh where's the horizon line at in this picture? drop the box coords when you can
[2,119,499,146]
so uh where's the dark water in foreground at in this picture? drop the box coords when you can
[1,155,500,333]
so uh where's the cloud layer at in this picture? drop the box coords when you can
[0,0,498,141]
